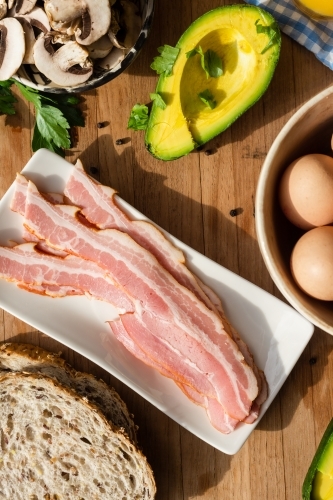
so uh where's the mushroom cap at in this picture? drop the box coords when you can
[0,17,25,80]
[33,34,93,87]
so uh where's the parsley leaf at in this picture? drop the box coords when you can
[198,89,216,109]
[149,92,166,110]
[150,45,180,76]
[127,103,149,130]
[35,105,71,149]
[255,19,280,54]
[0,80,17,115]
[204,49,223,78]
[4,81,84,157]
[15,81,41,108]
[186,46,223,78]
[32,125,64,156]
[43,94,84,128]
[186,48,199,59]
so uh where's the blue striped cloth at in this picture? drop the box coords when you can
[245,0,333,70]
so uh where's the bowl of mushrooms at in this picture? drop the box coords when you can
[0,0,155,93]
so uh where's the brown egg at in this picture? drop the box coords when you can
[291,226,333,300]
[279,154,333,230]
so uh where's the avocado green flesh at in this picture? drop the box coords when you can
[311,440,333,499]
[145,5,281,161]
[303,419,333,500]
[312,471,333,499]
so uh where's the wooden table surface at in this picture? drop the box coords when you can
[1,0,333,498]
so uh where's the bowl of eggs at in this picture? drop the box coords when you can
[256,84,333,335]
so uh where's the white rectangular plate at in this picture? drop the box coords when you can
[0,149,314,455]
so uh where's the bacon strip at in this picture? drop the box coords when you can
[64,160,222,315]
[24,179,258,421]
[0,242,134,313]
[109,320,239,434]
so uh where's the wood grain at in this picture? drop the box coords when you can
[0,1,332,498]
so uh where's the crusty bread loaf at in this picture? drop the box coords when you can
[0,343,137,443]
[0,371,156,499]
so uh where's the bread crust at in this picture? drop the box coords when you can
[0,342,137,443]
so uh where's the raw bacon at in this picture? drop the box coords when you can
[14,170,266,414]
[64,162,268,413]
[109,319,239,434]
[0,242,134,313]
[24,180,258,421]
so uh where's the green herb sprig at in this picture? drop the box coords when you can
[198,89,216,109]
[0,79,84,157]
[186,46,223,79]
[149,92,166,110]
[255,19,280,54]
[150,45,180,76]
[127,103,149,131]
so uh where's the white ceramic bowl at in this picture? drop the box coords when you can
[256,84,333,335]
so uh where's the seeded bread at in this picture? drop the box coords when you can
[0,343,137,443]
[0,372,156,499]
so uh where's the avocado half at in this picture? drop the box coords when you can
[303,417,333,499]
[145,4,281,161]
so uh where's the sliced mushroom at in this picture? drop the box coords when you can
[75,0,111,45]
[10,6,51,64]
[15,0,38,15]
[7,0,15,8]
[33,34,93,86]
[0,17,25,79]
[9,6,51,33]
[0,0,7,21]
[0,17,25,80]
[49,30,72,44]
[87,34,113,59]
[53,40,92,71]
[44,0,85,22]
[16,16,35,63]
[99,46,125,70]
[44,0,85,33]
